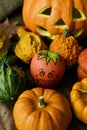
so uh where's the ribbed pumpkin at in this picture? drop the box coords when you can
[13,87,72,130]
[77,65,87,80]
[22,0,87,39]
[77,48,87,80]
[70,78,87,124]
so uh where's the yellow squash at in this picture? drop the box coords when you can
[14,26,48,63]
[70,78,87,124]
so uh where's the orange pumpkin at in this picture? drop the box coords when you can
[77,48,87,80]
[70,78,87,124]
[13,87,72,130]
[77,65,87,80]
[22,0,87,39]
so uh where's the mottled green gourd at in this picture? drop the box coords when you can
[0,56,25,106]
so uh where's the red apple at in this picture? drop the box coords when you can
[30,50,66,88]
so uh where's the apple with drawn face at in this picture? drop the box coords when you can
[30,50,66,88]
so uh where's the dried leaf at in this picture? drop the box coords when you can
[0,19,19,38]
[0,103,17,130]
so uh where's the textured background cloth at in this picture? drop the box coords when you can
[0,0,23,22]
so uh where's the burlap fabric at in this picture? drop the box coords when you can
[0,0,23,22]
[0,1,23,130]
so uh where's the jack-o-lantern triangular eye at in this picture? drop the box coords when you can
[39,6,51,17]
[54,19,68,29]
[72,8,86,21]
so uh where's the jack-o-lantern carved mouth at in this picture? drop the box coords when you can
[36,7,86,39]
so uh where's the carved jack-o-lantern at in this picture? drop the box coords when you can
[22,0,87,39]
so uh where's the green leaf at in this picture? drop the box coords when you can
[0,56,25,105]
[38,54,47,60]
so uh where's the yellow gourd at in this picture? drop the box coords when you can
[70,78,87,124]
[49,30,83,66]
[14,26,48,63]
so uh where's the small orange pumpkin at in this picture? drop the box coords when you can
[70,78,87,124]
[22,0,87,39]
[13,87,72,130]
[77,65,87,80]
[77,48,87,80]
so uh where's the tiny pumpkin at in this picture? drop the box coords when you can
[77,65,87,80]
[13,87,72,130]
[0,103,17,130]
[49,30,83,66]
[70,78,87,124]
[77,48,87,80]
[30,50,65,87]
[22,0,87,39]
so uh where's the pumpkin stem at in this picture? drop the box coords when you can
[79,88,87,93]
[62,29,72,37]
[38,96,46,108]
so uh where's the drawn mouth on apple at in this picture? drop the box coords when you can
[35,76,61,87]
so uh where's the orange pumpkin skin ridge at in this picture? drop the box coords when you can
[78,48,87,74]
[77,65,87,80]
[13,87,72,130]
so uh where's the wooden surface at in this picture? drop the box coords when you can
[1,7,87,130]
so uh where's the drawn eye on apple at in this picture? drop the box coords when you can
[39,69,45,77]
[35,68,60,87]
[38,68,55,78]
[37,68,55,79]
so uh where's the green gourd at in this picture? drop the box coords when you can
[0,56,25,106]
